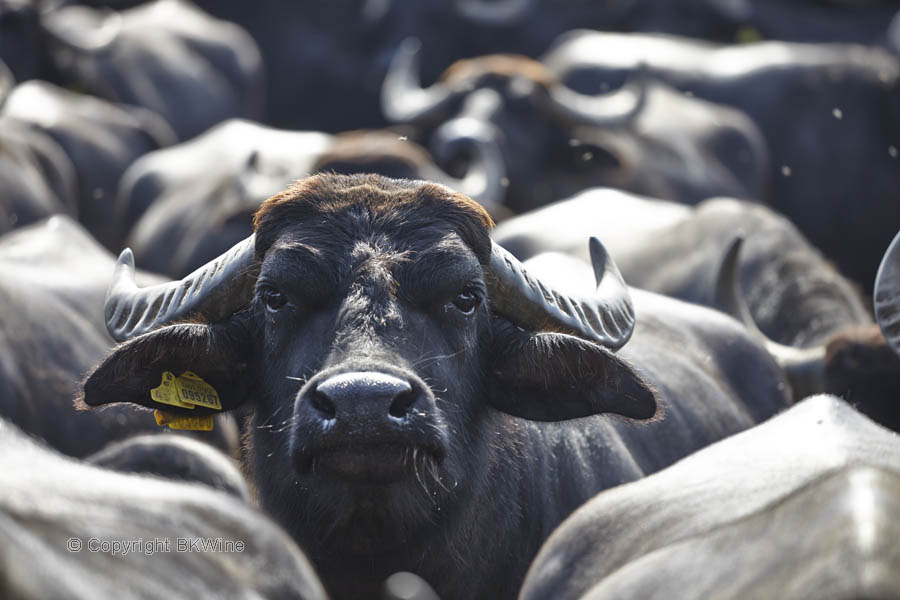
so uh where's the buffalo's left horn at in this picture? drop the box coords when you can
[104,235,258,342]
[875,230,900,357]
[714,236,825,399]
[546,70,648,128]
[381,38,457,124]
[487,237,635,350]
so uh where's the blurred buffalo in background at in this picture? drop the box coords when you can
[543,30,900,290]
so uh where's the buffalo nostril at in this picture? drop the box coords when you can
[389,389,418,419]
[309,390,337,419]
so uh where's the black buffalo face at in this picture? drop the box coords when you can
[81,173,655,574]
[248,184,494,551]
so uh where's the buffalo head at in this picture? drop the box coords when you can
[382,39,768,213]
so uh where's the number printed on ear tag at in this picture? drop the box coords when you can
[173,371,223,411]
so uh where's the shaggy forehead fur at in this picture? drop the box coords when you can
[252,173,494,261]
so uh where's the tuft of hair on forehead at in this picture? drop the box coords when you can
[252,173,495,261]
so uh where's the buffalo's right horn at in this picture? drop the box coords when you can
[487,237,635,350]
[875,230,900,357]
[381,38,457,124]
[104,235,258,342]
[714,236,825,399]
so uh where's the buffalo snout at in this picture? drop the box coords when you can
[291,368,447,483]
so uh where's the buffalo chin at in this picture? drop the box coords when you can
[296,443,444,485]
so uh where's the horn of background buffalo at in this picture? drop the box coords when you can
[429,117,508,218]
[104,235,258,342]
[39,7,122,54]
[487,237,635,350]
[546,70,648,127]
[454,0,535,25]
[714,236,825,400]
[874,230,900,357]
[0,60,13,110]
[381,38,456,123]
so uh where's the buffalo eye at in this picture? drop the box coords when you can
[451,287,480,315]
[259,287,287,312]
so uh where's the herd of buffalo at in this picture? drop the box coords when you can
[2,0,900,598]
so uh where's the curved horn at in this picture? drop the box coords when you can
[487,237,635,350]
[714,236,825,399]
[381,38,456,124]
[40,7,122,54]
[428,116,508,218]
[546,70,648,127]
[0,60,13,110]
[455,0,535,25]
[104,235,258,342]
[874,230,900,357]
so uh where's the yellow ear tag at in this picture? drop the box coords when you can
[150,371,222,411]
[150,371,194,409]
[154,410,215,431]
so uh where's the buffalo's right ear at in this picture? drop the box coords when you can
[486,316,658,422]
[79,318,255,416]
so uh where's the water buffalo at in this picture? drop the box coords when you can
[542,30,900,289]
[40,0,264,141]
[0,216,236,457]
[0,417,326,600]
[520,395,900,600]
[80,173,788,599]
[382,41,769,213]
[2,80,175,249]
[116,120,505,278]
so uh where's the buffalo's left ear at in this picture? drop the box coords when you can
[486,316,658,421]
[78,318,254,416]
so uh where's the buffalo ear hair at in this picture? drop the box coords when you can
[485,315,658,422]
[78,320,254,416]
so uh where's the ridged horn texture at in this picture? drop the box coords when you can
[104,235,258,342]
[486,237,635,350]
[874,230,900,358]
[714,236,825,400]
[105,233,634,350]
